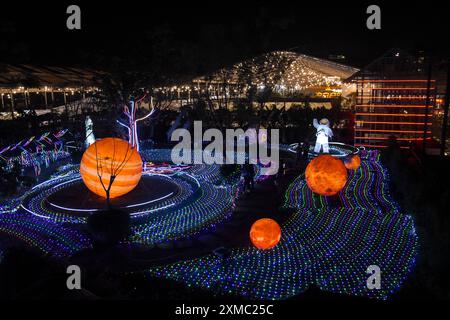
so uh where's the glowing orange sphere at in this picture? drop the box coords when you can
[250,218,281,250]
[305,154,348,196]
[80,138,142,199]
[344,155,361,170]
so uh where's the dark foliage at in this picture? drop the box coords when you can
[382,142,450,299]
[87,209,131,248]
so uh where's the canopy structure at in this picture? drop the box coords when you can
[192,51,359,92]
[0,64,102,92]
[0,64,103,117]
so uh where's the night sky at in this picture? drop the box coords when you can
[1,1,448,74]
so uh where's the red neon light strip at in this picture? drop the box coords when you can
[355,137,432,140]
[355,129,431,133]
[355,113,430,117]
[356,80,435,83]
[356,104,428,108]
[371,88,435,90]
[355,144,410,149]
[357,121,432,125]
[358,97,429,99]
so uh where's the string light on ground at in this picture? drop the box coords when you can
[146,150,418,300]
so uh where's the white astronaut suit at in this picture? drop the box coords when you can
[313,118,333,153]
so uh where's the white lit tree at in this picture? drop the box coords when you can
[116,94,156,151]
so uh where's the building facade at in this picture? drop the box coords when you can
[351,50,436,149]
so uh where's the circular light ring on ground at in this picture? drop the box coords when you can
[42,173,187,216]
[15,149,241,247]
[20,170,198,223]
[285,142,359,158]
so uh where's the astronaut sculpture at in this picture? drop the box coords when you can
[313,118,333,153]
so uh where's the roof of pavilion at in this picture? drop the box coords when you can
[192,51,359,91]
[0,64,104,89]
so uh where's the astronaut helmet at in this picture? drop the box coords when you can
[319,118,330,126]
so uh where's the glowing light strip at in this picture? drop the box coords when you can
[355,113,430,117]
[356,121,432,125]
[356,104,429,108]
[357,96,430,99]
[46,172,176,211]
[125,192,174,208]
[355,137,432,140]
[185,173,201,188]
[129,202,176,216]
[371,87,435,90]
[50,177,82,190]
[355,129,431,133]
[20,204,52,219]
[354,144,410,149]
[47,201,100,212]
[356,79,435,83]
[32,176,61,190]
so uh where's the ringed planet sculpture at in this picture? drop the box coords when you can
[80,138,142,199]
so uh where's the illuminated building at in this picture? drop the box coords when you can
[163,51,359,109]
[349,49,436,149]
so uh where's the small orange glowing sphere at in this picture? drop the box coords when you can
[250,218,281,250]
[344,155,361,170]
[305,154,348,196]
[80,138,142,199]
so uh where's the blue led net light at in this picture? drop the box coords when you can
[0,147,418,299]
[0,148,241,256]
[145,150,418,300]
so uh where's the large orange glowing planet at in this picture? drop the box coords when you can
[250,218,281,250]
[344,155,361,170]
[80,138,142,198]
[305,155,347,196]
